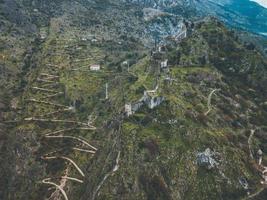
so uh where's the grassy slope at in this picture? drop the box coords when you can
[1,1,267,200]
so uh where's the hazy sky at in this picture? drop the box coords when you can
[250,0,267,8]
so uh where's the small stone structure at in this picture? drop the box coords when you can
[90,64,100,71]
[125,101,144,117]
[124,85,164,116]
[132,101,144,112]
[122,61,130,71]
[142,91,165,109]
[125,103,133,117]
[151,51,163,60]
[39,28,48,40]
[158,45,166,53]
[122,61,128,65]
[160,59,168,69]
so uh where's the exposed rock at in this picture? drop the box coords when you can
[196,148,219,169]
[238,177,249,190]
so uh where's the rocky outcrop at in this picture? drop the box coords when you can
[196,148,219,169]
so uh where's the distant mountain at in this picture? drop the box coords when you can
[250,0,267,9]
[194,0,267,36]
[126,0,267,36]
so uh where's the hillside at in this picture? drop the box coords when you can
[0,1,267,200]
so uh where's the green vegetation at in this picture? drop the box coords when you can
[0,1,267,200]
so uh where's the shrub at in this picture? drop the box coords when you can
[142,138,160,156]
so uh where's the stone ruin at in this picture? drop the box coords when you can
[125,89,165,116]
[238,177,249,190]
[196,148,219,169]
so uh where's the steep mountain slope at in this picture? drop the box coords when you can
[193,0,267,36]
[0,1,267,200]
[79,18,267,200]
